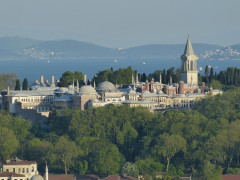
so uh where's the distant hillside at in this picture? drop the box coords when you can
[0,36,226,60]
[124,43,222,58]
[0,36,42,51]
[17,40,119,59]
[200,43,240,60]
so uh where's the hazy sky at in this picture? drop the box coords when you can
[0,0,240,48]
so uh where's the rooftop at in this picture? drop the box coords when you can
[2,158,37,166]
[0,172,25,177]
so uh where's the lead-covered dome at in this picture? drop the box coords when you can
[97,81,115,92]
[79,85,97,95]
[30,172,44,180]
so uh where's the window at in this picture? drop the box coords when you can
[13,168,15,172]
[6,169,9,172]
[22,168,25,173]
[19,168,21,173]
[26,168,29,173]
[32,166,34,172]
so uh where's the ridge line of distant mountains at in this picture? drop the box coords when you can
[0,36,239,60]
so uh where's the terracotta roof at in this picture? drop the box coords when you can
[76,174,99,180]
[43,174,75,180]
[3,159,37,165]
[221,175,240,180]
[101,175,137,180]
[0,172,25,177]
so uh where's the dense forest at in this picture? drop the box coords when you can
[0,86,240,180]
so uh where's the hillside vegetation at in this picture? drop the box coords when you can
[0,87,239,179]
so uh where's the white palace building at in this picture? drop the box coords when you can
[0,36,222,125]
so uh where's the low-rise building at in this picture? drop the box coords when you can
[0,158,37,180]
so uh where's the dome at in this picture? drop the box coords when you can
[97,81,115,92]
[31,172,44,180]
[79,85,97,95]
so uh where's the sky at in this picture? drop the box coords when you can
[0,0,240,48]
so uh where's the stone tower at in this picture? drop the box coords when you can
[180,35,198,85]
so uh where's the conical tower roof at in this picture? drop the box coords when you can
[183,35,195,56]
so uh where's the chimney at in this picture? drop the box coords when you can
[40,76,44,84]
[51,76,54,84]
[179,81,185,94]
[201,82,205,93]
[210,87,213,95]
[145,80,149,92]
[7,86,10,95]
[84,75,87,85]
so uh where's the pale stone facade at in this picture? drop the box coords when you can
[180,35,199,85]
[0,159,37,180]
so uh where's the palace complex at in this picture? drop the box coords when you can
[0,36,222,125]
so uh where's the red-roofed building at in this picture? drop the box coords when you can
[43,174,76,180]
[100,175,137,180]
[0,171,26,180]
[221,175,240,180]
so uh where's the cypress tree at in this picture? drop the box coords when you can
[162,69,166,84]
[142,73,147,82]
[210,67,214,82]
[22,78,28,90]
[205,65,209,84]
[15,79,20,90]
[233,68,238,85]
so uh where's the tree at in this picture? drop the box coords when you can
[0,126,19,160]
[22,78,28,90]
[142,73,147,82]
[162,69,167,84]
[136,158,163,175]
[24,138,52,169]
[89,140,125,175]
[51,136,78,174]
[205,65,209,84]
[200,161,222,180]
[155,134,186,173]
[75,160,88,175]
[120,162,139,177]
[210,67,214,82]
[0,73,18,91]
[15,79,21,90]
[58,71,77,87]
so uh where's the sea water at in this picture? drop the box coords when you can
[0,58,239,84]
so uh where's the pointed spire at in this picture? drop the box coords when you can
[132,74,135,84]
[7,86,10,95]
[76,79,79,93]
[46,162,48,180]
[136,71,139,84]
[183,34,195,56]
[72,79,75,90]
[93,80,96,89]
[170,75,172,84]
